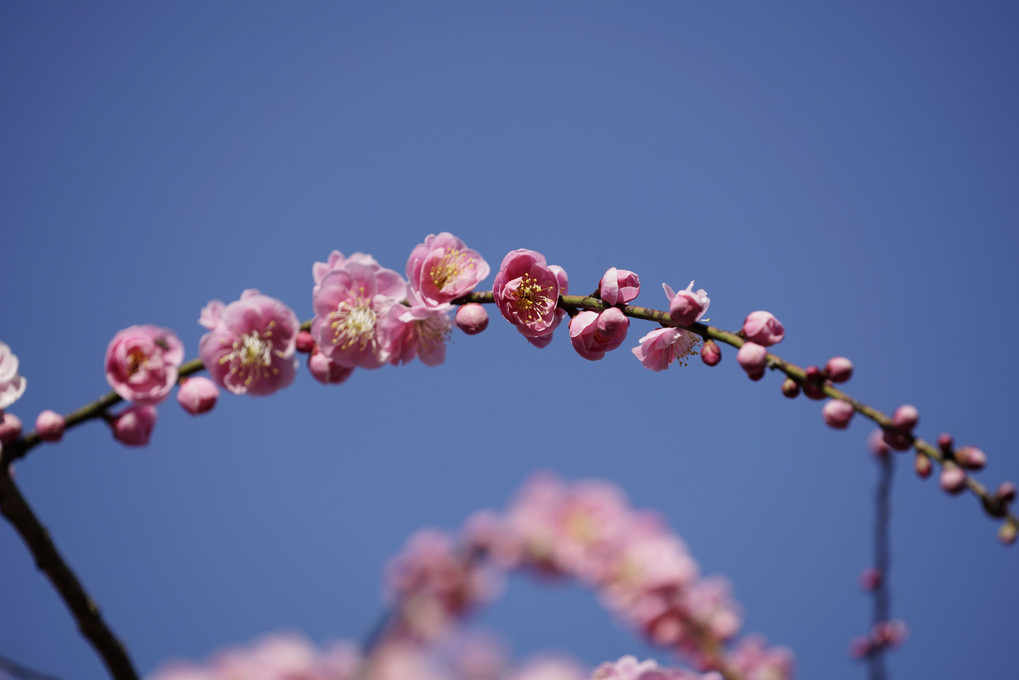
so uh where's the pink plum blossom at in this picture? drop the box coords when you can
[940,466,967,494]
[726,636,794,680]
[0,341,26,410]
[176,377,219,415]
[379,294,453,367]
[825,356,854,383]
[105,325,184,405]
[954,445,986,470]
[632,328,700,371]
[35,410,65,442]
[406,232,490,306]
[307,349,356,385]
[741,311,784,346]
[456,303,490,335]
[313,249,382,285]
[199,290,299,396]
[0,413,22,445]
[736,342,768,377]
[569,308,629,361]
[599,268,641,305]
[493,250,568,339]
[110,405,157,446]
[664,281,710,327]
[591,656,722,680]
[312,262,408,369]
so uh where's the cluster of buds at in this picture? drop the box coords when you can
[849,620,908,660]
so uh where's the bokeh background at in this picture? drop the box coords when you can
[2,2,1017,678]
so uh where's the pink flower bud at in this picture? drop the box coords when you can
[914,453,933,478]
[110,405,157,447]
[937,433,954,453]
[822,399,854,429]
[859,568,882,591]
[940,466,967,494]
[849,636,872,659]
[803,381,826,400]
[892,404,919,432]
[176,377,219,415]
[954,446,986,471]
[871,620,907,648]
[700,339,721,366]
[308,349,355,385]
[737,342,768,375]
[569,309,629,361]
[868,430,891,457]
[996,481,1016,505]
[742,311,785,346]
[781,378,800,398]
[0,413,22,445]
[599,267,640,305]
[455,303,489,335]
[662,281,709,327]
[295,330,315,353]
[35,410,65,442]
[882,428,912,451]
[825,356,853,383]
[999,521,1017,545]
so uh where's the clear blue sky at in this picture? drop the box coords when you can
[2,2,1017,678]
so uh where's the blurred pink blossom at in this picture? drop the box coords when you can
[0,341,26,410]
[105,325,184,406]
[199,290,299,396]
[307,349,356,385]
[110,405,157,446]
[176,377,219,415]
[35,410,65,442]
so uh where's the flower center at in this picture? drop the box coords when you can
[330,298,377,352]
[127,348,148,377]
[513,274,552,321]
[220,324,280,387]
[429,249,474,291]
[673,331,701,367]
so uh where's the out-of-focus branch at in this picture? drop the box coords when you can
[0,654,61,680]
[0,467,138,680]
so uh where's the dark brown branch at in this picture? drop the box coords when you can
[0,467,138,680]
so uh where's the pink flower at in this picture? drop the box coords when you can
[110,405,157,446]
[312,261,408,369]
[35,410,65,442]
[569,308,629,361]
[600,268,641,305]
[632,328,700,371]
[493,250,568,339]
[741,311,784,347]
[0,341,26,410]
[822,399,854,429]
[199,290,299,396]
[591,656,721,680]
[727,636,794,680]
[105,325,184,405]
[406,233,490,305]
[825,356,854,383]
[379,294,453,367]
[940,466,967,494]
[176,377,219,415]
[456,303,490,335]
[664,282,710,327]
[736,342,768,377]
[700,340,721,366]
[307,348,356,385]
[312,249,382,285]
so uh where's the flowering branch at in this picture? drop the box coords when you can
[0,469,138,680]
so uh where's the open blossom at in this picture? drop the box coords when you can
[105,325,184,405]
[0,341,27,410]
[313,249,383,285]
[591,656,722,680]
[407,232,490,306]
[312,261,408,369]
[632,328,700,371]
[380,293,453,367]
[664,282,710,327]
[493,249,568,339]
[199,290,299,396]
[599,268,641,305]
[569,308,629,361]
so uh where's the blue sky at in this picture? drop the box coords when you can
[2,2,1018,678]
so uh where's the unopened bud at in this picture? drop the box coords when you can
[110,405,157,447]
[999,521,1017,545]
[954,446,986,471]
[737,342,768,375]
[781,378,800,398]
[937,433,954,453]
[308,349,355,385]
[914,453,933,478]
[872,620,907,648]
[892,404,919,432]
[868,430,891,458]
[848,637,872,659]
[700,339,721,366]
[822,399,854,429]
[859,567,882,591]
[0,413,22,445]
[940,466,967,494]
[295,330,315,354]
[996,481,1016,505]
[825,356,854,383]
[882,429,912,452]
[805,365,822,381]
[177,377,219,415]
[35,410,65,442]
[456,303,489,335]
[742,310,785,346]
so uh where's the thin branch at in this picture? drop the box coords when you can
[868,453,894,680]
[0,655,61,680]
[0,468,139,680]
